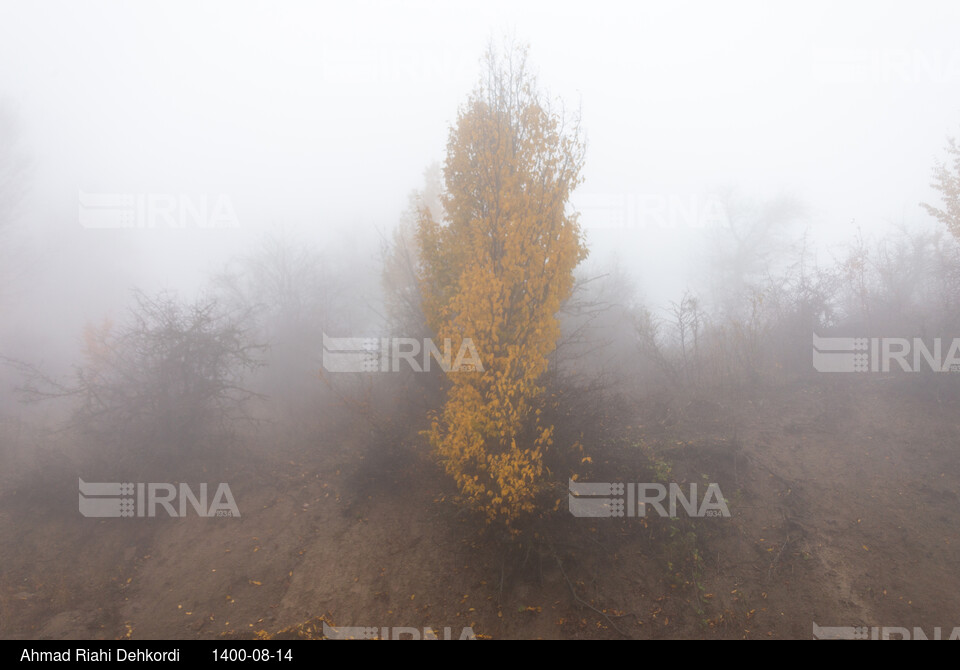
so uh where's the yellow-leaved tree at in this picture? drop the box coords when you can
[416,43,587,525]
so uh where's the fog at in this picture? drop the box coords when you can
[1,0,959,642]
[3,2,959,306]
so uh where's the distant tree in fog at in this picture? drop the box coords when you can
[213,232,350,404]
[0,102,28,230]
[0,101,30,291]
[922,133,960,240]
[14,291,263,468]
[705,193,804,318]
[381,163,443,338]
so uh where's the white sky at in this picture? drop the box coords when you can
[1,0,959,310]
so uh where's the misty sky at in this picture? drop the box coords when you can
[1,0,959,327]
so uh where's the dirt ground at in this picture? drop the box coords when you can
[1,375,959,640]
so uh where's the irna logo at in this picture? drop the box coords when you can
[321,334,483,373]
[813,334,960,373]
[78,479,240,518]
